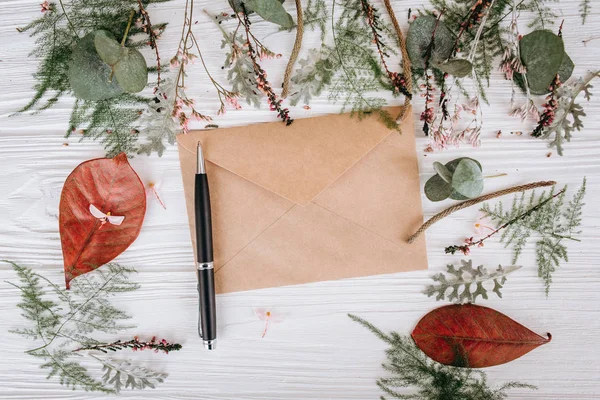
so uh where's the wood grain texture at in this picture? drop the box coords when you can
[1,0,600,398]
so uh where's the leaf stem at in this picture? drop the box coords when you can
[58,0,78,37]
[445,189,566,255]
[121,9,136,46]
[25,269,122,354]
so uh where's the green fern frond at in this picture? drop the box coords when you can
[580,0,591,24]
[304,0,329,40]
[5,261,153,392]
[349,314,536,399]
[480,179,586,295]
[17,0,171,157]
[519,0,558,29]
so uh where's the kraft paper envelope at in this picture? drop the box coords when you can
[177,106,427,294]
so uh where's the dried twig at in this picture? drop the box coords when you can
[407,181,557,243]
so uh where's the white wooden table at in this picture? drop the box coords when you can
[1,0,599,398]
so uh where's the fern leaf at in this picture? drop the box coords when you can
[580,0,591,24]
[481,179,586,295]
[349,314,535,399]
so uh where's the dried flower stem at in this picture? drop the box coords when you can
[420,13,443,136]
[171,0,239,131]
[453,0,493,55]
[137,0,162,88]
[445,189,566,256]
[237,7,293,125]
[360,0,411,98]
[532,75,561,137]
[74,336,182,354]
[407,181,557,243]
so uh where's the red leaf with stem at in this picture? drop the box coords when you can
[412,304,551,368]
[59,153,146,289]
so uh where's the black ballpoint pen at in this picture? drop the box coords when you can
[195,142,217,350]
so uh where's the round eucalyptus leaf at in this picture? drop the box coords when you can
[242,0,293,28]
[451,159,484,198]
[113,47,148,93]
[514,52,575,95]
[445,157,482,174]
[557,53,574,85]
[425,173,453,202]
[68,32,124,101]
[449,190,470,201]
[520,30,565,94]
[432,59,473,78]
[433,161,452,183]
[94,30,123,66]
[406,16,454,69]
[228,0,285,15]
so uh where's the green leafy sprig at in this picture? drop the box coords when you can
[425,260,521,303]
[17,0,171,157]
[479,179,586,295]
[580,0,591,24]
[538,71,600,155]
[289,0,405,130]
[5,261,175,393]
[348,314,535,400]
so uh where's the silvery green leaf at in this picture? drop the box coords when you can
[520,30,564,94]
[432,59,473,78]
[94,30,124,66]
[406,16,454,69]
[425,174,453,202]
[449,191,470,201]
[557,54,574,85]
[68,33,124,101]
[242,0,294,28]
[433,161,452,183]
[445,157,481,173]
[518,52,575,95]
[229,0,283,13]
[424,260,522,304]
[114,47,148,93]
[451,159,483,198]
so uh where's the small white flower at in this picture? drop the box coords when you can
[89,204,125,226]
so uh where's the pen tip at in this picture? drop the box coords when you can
[196,142,206,174]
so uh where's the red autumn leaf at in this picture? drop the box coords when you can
[59,153,146,289]
[411,304,551,368]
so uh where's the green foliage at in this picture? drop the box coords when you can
[291,0,401,130]
[424,158,483,202]
[96,356,168,391]
[67,93,147,158]
[137,79,180,157]
[17,0,171,157]
[220,32,263,108]
[519,30,564,94]
[304,0,328,40]
[243,0,294,28]
[289,48,335,106]
[541,71,599,155]
[480,179,586,295]
[406,15,454,69]
[520,0,558,29]
[580,0,591,24]
[426,0,512,98]
[425,260,521,304]
[5,261,169,392]
[348,314,535,399]
[69,32,124,101]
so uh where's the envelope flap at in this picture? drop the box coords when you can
[176,107,403,205]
